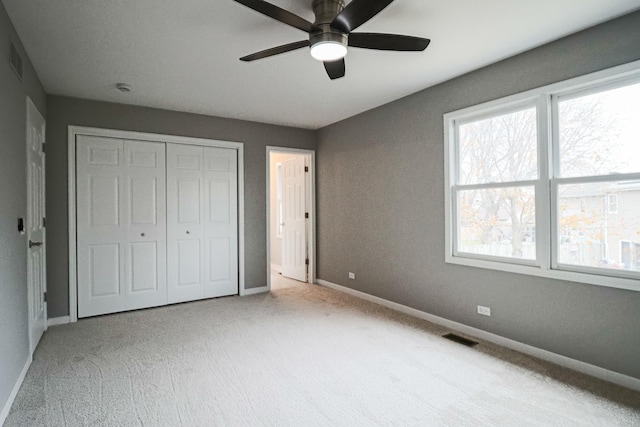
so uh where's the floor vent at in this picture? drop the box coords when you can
[442,333,478,347]
[10,41,23,81]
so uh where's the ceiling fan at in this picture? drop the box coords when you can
[234,0,431,80]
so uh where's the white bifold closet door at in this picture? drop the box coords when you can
[76,136,167,317]
[167,143,238,304]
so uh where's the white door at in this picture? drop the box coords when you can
[167,144,205,303]
[203,147,238,298]
[76,136,167,317]
[167,144,238,303]
[123,140,167,311]
[281,156,307,282]
[26,98,46,352]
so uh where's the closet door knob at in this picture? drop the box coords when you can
[140,233,145,237]
[186,230,190,234]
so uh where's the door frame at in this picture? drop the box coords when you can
[68,126,246,322]
[265,146,316,290]
[26,97,47,352]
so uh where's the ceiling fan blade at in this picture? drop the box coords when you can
[234,0,315,33]
[331,0,395,33]
[240,40,310,61]
[324,59,345,80]
[348,33,430,51]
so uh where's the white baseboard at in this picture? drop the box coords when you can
[240,285,269,296]
[0,354,32,426]
[316,279,640,392]
[270,263,282,273]
[47,316,70,327]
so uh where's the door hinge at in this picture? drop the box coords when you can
[305,212,309,219]
[42,142,45,153]
[305,258,309,265]
[42,217,46,228]
[304,166,309,172]
[43,292,47,302]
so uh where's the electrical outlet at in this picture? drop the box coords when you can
[348,272,356,280]
[477,305,491,316]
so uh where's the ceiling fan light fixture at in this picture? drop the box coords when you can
[310,41,347,61]
[309,30,348,62]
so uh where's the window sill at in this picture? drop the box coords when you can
[445,254,640,292]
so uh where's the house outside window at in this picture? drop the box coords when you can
[607,193,619,214]
[444,61,640,291]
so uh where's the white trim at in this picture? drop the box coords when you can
[445,256,640,291]
[443,59,640,292]
[237,146,246,298]
[0,355,32,426]
[275,162,283,239]
[68,126,77,322]
[68,126,246,320]
[265,146,316,292]
[270,263,282,273]
[240,285,269,296]
[552,172,640,185]
[316,279,640,392]
[455,179,539,191]
[47,316,70,327]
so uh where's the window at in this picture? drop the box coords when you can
[445,60,640,291]
[455,106,538,262]
[607,194,618,214]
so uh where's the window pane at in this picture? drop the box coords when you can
[457,186,536,260]
[558,81,640,177]
[558,181,640,272]
[458,108,538,185]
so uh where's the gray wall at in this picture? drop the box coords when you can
[316,11,640,380]
[46,96,316,317]
[0,1,46,415]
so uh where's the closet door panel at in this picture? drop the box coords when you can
[178,240,201,285]
[77,137,167,317]
[89,243,121,297]
[77,136,126,317]
[123,140,167,310]
[203,147,238,298]
[208,238,230,281]
[167,144,205,303]
[129,242,158,292]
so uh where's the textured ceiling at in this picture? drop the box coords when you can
[4,0,640,129]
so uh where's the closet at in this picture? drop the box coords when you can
[76,135,238,318]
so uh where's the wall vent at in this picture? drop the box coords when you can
[10,41,23,81]
[442,333,478,347]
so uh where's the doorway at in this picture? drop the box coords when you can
[266,147,315,291]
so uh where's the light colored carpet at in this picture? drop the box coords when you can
[6,276,640,426]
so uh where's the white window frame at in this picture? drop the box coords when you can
[451,99,543,268]
[444,59,640,292]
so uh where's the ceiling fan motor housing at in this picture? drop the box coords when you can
[310,0,347,52]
